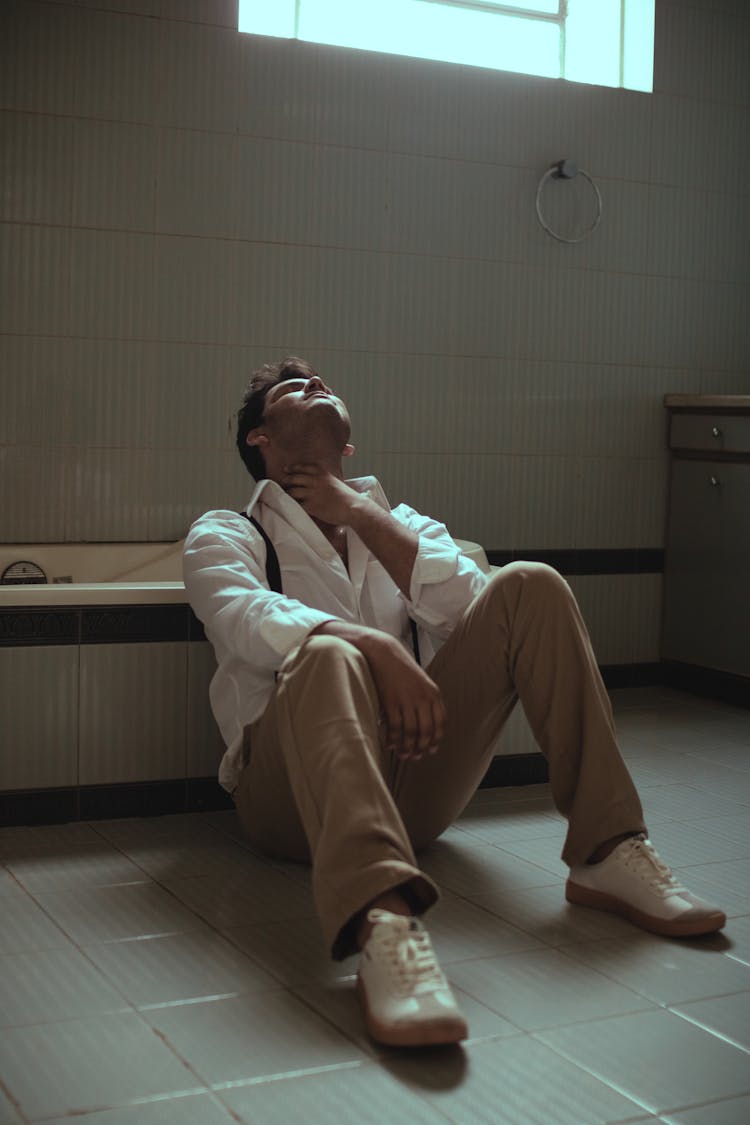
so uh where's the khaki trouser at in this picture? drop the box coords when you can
[234,562,646,959]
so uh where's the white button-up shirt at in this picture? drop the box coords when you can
[183,475,488,792]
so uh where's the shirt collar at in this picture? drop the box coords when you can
[243,475,391,522]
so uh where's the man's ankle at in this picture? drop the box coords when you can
[586,831,642,865]
[356,891,413,950]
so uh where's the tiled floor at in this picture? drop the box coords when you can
[1,687,749,1124]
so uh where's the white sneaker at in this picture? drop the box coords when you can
[566,834,726,938]
[356,909,468,1047]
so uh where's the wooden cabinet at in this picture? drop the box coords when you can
[662,395,750,699]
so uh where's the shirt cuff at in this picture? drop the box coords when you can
[409,534,460,600]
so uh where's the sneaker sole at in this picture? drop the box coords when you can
[356,977,468,1048]
[565,880,727,938]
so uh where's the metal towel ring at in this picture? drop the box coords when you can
[535,159,602,244]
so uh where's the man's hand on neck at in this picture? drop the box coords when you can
[280,462,357,530]
[277,461,418,599]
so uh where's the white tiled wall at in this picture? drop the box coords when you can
[2,0,749,663]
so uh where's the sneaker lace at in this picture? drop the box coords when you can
[376,917,446,996]
[622,836,688,895]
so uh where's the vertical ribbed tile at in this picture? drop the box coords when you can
[66,339,152,449]
[704,192,750,284]
[307,144,389,251]
[650,95,719,191]
[646,184,709,280]
[43,0,156,12]
[359,353,513,455]
[69,229,154,340]
[148,450,247,541]
[157,0,237,27]
[708,101,750,194]
[235,242,389,351]
[157,18,239,132]
[0,111,74,225]
[577,457,651,549]
[156,128,237,239]
[146,341,232,451]
[238,35,391,148]
[703,281,750,371]
[653,2,714,100]
[642,276,705,370]
[698,370,750,394]
[72,119,157,232]
[0,335,73,446]
[511,455,579,550]
[506,361,581,457]
[630,573,663,663]
[0,223,70,336]
[709,9,750,107]
[383,154,526,264]
[79,642,187,784]
[153,235,236,345]
[0,1,79,115]
[234,136,317,244]
[524,266,648,366]
[567,575,635,666]
[0,445,69,542]
[0,647,78,789]
[236,137,390,251]
[496,702,539,758]
[187,642,224,777]
[72,5,161,124]
[635,458,668,548]
[66,449,151,542]
[369,451,518,550]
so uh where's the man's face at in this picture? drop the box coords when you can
[260,374,352,450]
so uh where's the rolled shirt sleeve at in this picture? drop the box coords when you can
[391,503,489,637]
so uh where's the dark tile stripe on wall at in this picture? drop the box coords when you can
[0,605,201,646]
[0,609,79,646]
[486,548,665,575]
[81,604,189,644]
[0,551,665,646]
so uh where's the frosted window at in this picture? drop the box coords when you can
[238,0,654,93]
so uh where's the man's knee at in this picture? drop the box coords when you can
[283,633,374,693]
[489,560,572,601]
[298,633,366,667]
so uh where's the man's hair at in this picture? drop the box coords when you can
[236,356,319,480]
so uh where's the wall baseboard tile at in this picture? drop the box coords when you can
[662,660,750,710]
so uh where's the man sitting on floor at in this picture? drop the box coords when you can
[183,356,726,1049]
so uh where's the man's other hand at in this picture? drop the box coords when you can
[309,621,446,760]
[360,631,447,761]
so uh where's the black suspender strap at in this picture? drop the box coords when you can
[239,512,282,594]
[409,618,421,667]
[239,510,421,665]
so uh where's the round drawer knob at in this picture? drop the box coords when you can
[709,476,721,487]
[711,426,722,438]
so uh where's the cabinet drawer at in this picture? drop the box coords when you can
[670,414,750,453]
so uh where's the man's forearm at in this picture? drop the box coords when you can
[346,495,418,598]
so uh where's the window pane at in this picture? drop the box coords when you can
[565,0,621,88]
[623,0,654,92]
[299,0,561,78]
[238,0,295,37]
